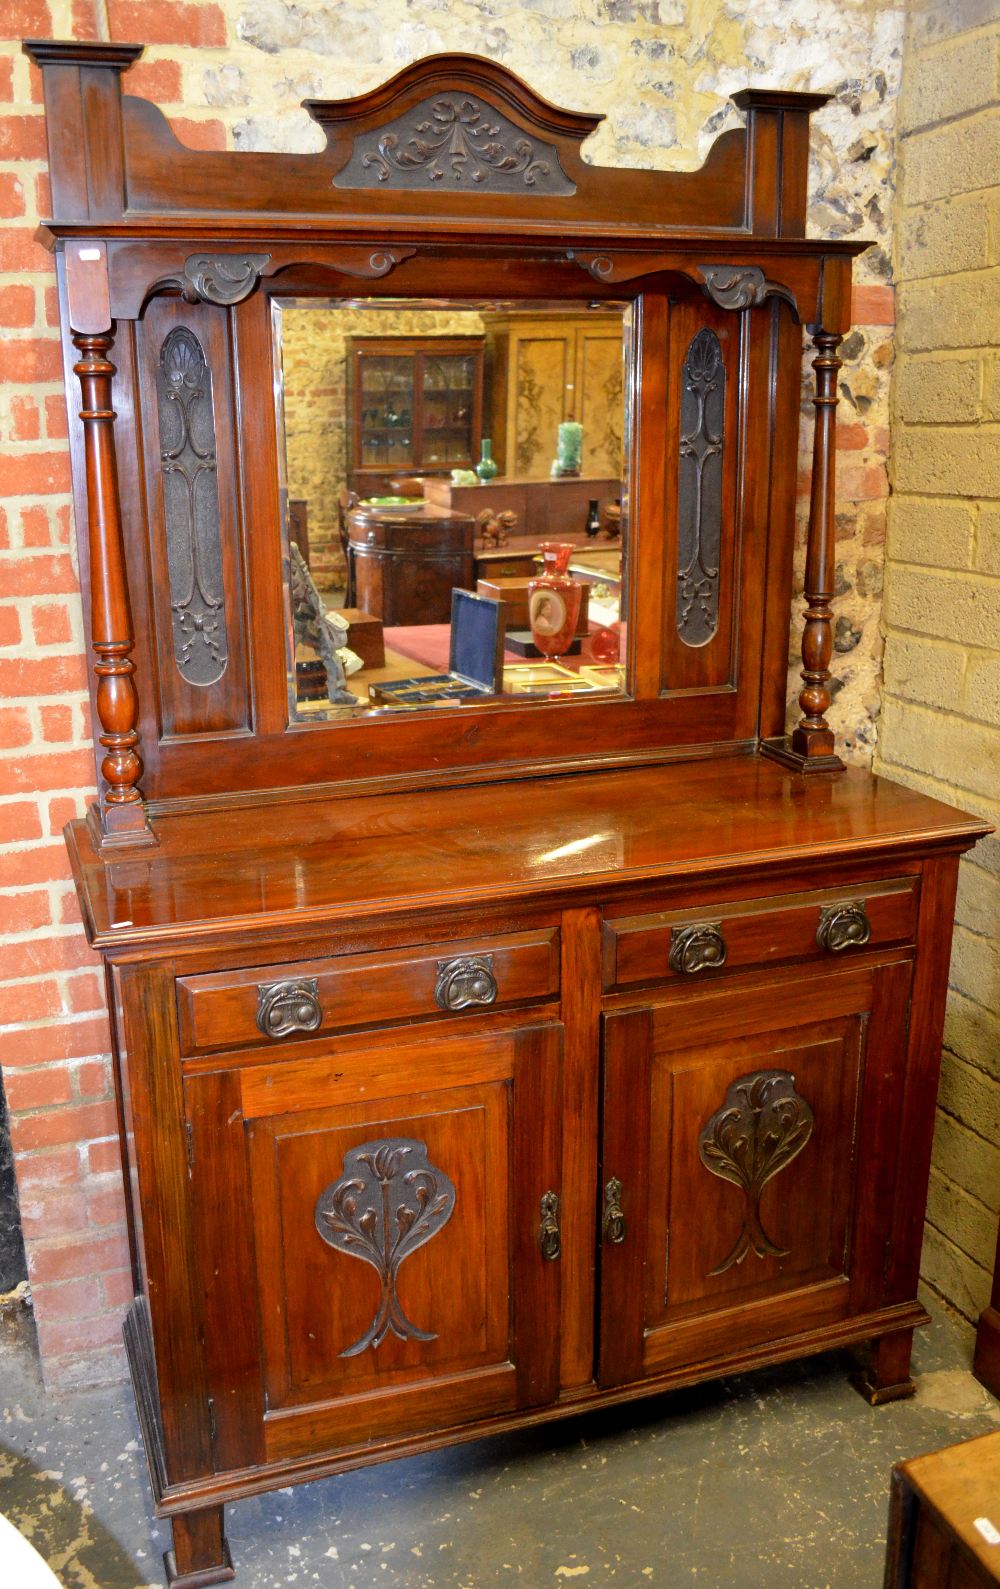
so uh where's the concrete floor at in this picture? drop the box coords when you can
[2,1299,999,1589]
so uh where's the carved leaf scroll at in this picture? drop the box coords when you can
[315,1138,456,1357]
[676,327,726,648]
[698,1069,814,1276]
[155,326,229,687]
[181,252,271,306]
[335,95,574,195]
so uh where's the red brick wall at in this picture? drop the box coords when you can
[1,3,895,1389]
[0,0,226,1391]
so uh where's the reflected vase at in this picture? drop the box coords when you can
[528,542,582,659]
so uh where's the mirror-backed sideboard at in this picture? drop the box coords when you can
[25,37,990,1586]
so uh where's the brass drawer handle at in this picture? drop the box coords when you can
[539,1190,561,1261]
[256,977,322,1038]
[603,1177,626,1245]
[817,901,871,954]
[435,953,497,1011]
[669,922,727,976]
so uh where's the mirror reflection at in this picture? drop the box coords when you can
[274,299,630,719]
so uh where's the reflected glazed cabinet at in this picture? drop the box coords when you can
[29,37,990,1589]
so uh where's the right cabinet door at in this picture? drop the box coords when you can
[598,957,913,1388]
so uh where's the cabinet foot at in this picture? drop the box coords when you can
[164,1507,235,1588]
[849,1326,916,1406]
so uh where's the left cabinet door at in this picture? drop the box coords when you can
[184,1021,563,1472]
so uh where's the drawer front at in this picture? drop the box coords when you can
[603,878,917,992]
[178,928,559,1055]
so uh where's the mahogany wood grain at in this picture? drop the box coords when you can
[604,876,917,990]
[557,908,601,1391]
[884,1430,1000,1588]
[176,927,559,1055]
[65,761,988,953]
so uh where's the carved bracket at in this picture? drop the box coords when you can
[698,264,798,319]
[699,1069,814,1275]
[568,250,680,285]
[315,1138,456,1356]
[180,253,272,306]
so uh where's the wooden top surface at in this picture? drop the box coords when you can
[65,757,988,952]
[898,1430,1000,1576]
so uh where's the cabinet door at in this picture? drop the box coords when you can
[598,960,912,1388]
[575,327,624,478]
[185,1023,562,1470]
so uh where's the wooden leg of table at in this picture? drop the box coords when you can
[850,1326,916,1406]
[164,1506,235,1588]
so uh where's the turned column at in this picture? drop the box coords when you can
[790,328,845,769]
[72,325,156,846]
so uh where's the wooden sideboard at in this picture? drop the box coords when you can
[885,1430,1000,1587]
[26,37,989,1588]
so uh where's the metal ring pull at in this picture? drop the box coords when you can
[255,977,322,1038]
[816,901,871,954]
[603,1177,626,1245]
[539,1191,561,1261]
[434,953,498,1011]
[669,922,727,976]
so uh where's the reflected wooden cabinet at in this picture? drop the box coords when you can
[483,311,625,478]
[347,336,484,497]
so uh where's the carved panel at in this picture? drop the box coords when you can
[315,1139,456,1356]
[676,327,726,648]
[698,1070,814,1275]
[155,327,229,687]
[335,95,574,195]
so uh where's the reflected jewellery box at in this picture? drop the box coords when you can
[368,589,505,707]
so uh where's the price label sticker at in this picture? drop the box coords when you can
[974,1517,1000,1546]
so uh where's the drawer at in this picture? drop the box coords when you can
[603,878,917,991]
[177,927,560,1055]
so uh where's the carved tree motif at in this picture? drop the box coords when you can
[698,1069,814,1276]
[336,96,573,194]
[155,327,229,686]
[676,327,726,647]
[315,1139,456,1357]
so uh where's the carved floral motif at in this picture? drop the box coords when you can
[698,1069,814,1275]
[677,327,726,647]
[315,1139,456,1357]
[156,327,229,687]
[336,96,573,195]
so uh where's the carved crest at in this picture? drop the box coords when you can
[698,1069,814,1275]
[335,94,574,195]
[315,1138,456,1357]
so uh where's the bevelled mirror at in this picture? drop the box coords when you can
[272,297,631,721]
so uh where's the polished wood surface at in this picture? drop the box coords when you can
[885,1431,1000,1587]
[66,759,985,949]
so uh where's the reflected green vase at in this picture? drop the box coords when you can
[475,437,499,481]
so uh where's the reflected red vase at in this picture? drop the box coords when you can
[528,542,583,659]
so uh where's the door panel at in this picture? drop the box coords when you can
[186,1022,562,1467]
[598,960,912,1388]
